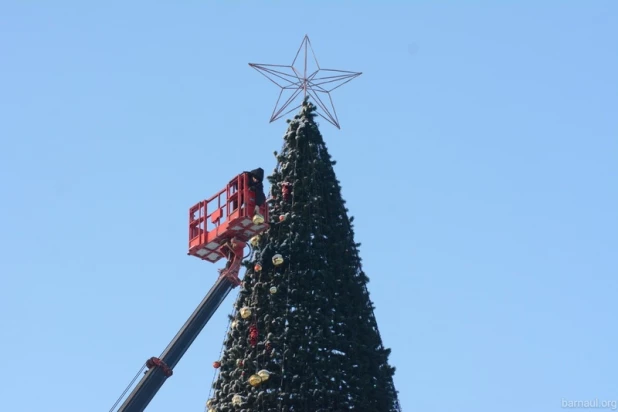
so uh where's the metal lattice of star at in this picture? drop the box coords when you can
[249,35,361,129]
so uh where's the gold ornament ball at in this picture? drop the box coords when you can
[249,235,261,247]
[269,286,277,294]
[239,306,252,319]
[252,213,264,225]
[232,394,243,406]
[248,374,262,387]
[272,254,284,266]
[257,369,270,381]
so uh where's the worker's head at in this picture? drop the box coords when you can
[250,167,264,182]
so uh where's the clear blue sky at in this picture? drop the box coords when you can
[1,2,616,411]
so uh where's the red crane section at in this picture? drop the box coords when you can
[188,172,269,276]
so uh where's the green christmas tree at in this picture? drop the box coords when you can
[207,100,401,411]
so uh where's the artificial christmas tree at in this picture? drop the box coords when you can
[207,100,401,411]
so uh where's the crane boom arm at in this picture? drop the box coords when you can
[110,233,249,412]
[115,275,234,412]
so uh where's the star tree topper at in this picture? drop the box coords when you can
[249,35,361,129]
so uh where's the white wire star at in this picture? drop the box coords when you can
[249,35,361,129]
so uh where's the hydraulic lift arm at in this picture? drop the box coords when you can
[111,239,246,412]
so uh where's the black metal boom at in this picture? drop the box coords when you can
[114,275,234,412]
[110,176,264,411]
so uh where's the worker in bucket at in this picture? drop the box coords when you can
[245,167,265,224]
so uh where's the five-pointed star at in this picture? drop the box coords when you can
[249,35,361,129]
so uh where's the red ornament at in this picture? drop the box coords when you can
[281,183,291,201]
[249,325,259,347]
[213,361,221,369]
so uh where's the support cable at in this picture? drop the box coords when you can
[108,364,147,412]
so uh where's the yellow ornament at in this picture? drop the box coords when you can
[248,374,262,387]
[249,235,261,247]
[232,394,243,406]
[231,320,238,329]
[269,286,277,294]
[252,213,264,225]
[272,254,284,266]
[239,306,252,319]
[257,369,270,381]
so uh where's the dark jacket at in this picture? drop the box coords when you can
[245,168,266,206]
